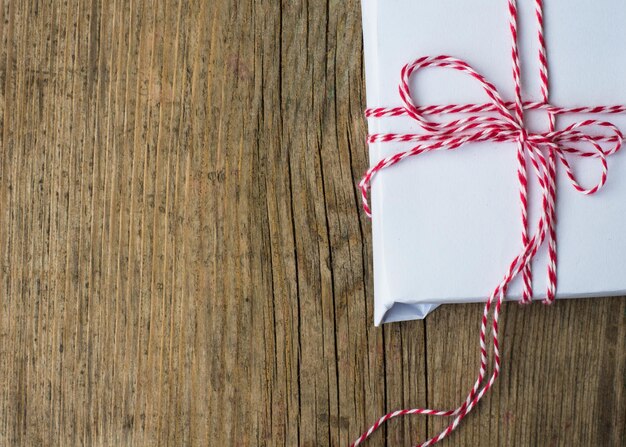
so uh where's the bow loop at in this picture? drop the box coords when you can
[552,119,623,157]
[546,120,623,195]
[398,56,520,137]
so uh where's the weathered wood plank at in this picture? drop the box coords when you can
[0,1,623,446]
[426,297,626,446]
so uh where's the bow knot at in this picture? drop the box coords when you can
[518,127,529,142]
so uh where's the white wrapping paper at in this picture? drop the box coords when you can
[361,0,626,324]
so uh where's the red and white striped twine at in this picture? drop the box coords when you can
[354,1,624,446]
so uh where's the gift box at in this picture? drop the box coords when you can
[361,0,626,325]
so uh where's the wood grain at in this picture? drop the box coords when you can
[0,1,623,446]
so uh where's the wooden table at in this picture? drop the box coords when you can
[1,1,624,445]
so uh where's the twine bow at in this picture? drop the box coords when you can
[361,55,623,219]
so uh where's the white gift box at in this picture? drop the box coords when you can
[361,0,626,325]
